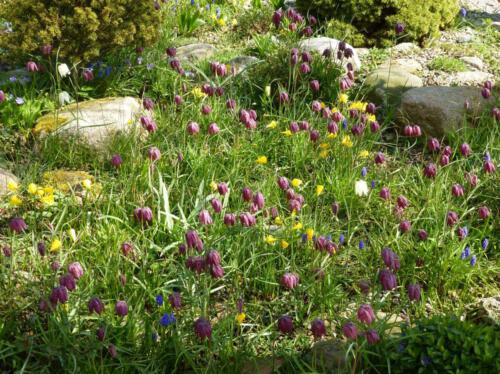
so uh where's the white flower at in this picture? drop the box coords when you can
[58,91,71,106]
[355,180,369,196]
[68,228,77,243]
[58,63,71,78]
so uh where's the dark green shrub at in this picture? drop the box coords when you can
[386,316,500,373]
[297,0,459,46]
[0,0,163,63]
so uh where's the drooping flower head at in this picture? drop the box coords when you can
[281,272,300,290]
[194,317,212,339]
[310,318,326,338]
[115,300,128,317]
[342,322,358,339]
[88,297,105,314]
[277,315,294,334]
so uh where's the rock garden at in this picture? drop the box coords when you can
[0,0,498,372]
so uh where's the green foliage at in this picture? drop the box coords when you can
[0,0,162,63]
[428,56,468,73]
[388,316,500,373]
[296,0,459,46]
[238,39,344,107]
[177,3,206,35]
[325,19,366,47]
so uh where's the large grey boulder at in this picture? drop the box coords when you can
[176,43,217,61]
[299,37,361,71]
[0,168,18,196]
[398,86,490,136]
[34,97,143,149]
[365,67,423,104]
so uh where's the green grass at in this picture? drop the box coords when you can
[0,2,499,373]
[427,56,468,73]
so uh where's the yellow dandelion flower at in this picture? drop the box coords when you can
[9,195,23,207]
[265,235,277,245]
[40,194,55,206]
[280,240,289,249]
[7,181,18,192]
[235,313,246,324]
[50,239,62,252]
[231,18,238,26]
[367,114,376,123]
[43,186,54,195]
[266,120,278,129]
[217,18,226,27]
[256,156,268,165]
[274,216,283,225]
[293,222,303,231]
[291,178,302,188]
[27,183,38,195]
[36,188,45,197]
[316,185,324,196]
[320,102,326,109]
[341,135,353,148]
[282,130,293,137]
[331,107,340,113]
[319,150,329,159]
[210,181,218,191]
[359,150,370,158]
[338,94,348,104]
[306,228,314,241]
[327,133,337,140]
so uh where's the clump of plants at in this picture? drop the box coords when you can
[383,316,500,372]
[0,0,163,63]
[428,56,468,73]
[296,0,459,46]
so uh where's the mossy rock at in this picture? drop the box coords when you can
[34,97,143,150]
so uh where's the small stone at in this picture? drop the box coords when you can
[467,295,500,325]
[356,48,370,58]
[459,56,484,70]
[176,43,217,61]
[392,42,419,53]
[227,56,259,75]
[299,37,361,71]
[456,27,475,43]
[376,312,406,335]
[0,168,18,196]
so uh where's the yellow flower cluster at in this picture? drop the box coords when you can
[6,181,57,208]
[191,87,207,99]
[349,101,367,112]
